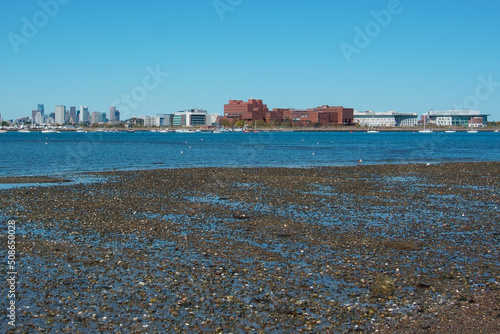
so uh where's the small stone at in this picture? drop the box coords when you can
[371,274,396,296]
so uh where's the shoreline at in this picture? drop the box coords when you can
[1,162,499,332]
[2,160,500,183]
[0,176,71,184]
[1,127,499,133]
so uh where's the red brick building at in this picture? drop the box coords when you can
[223,99,269,122]
[275,106,354,125]
[223,99,354,125]
[306,105,354,125]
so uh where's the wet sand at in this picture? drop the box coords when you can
[1,162,499,333]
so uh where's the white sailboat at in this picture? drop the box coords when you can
[419,116,433,133]
[467,121,478,133]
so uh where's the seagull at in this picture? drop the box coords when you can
[358,159,362,163]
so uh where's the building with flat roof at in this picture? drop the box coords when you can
[80,106,89,123]
[423,110,489,127]
[144,116,161,127]
[306,105,354,125]
[173,109,208,127]
[224,99,354,125]
[224,99,269,122]
[55,105,66,125]
[90,111,106,124]
[354,111,419,127]
[109,106,120,122]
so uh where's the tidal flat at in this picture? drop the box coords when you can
[1,162,499,333]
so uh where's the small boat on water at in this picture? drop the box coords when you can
[419,116,433,133]
[175,129,199,133]
[41,128,57,134]
[467,124,478,133]
[0,130,7,134]
[445,130,456,133]
[17,129,31,133]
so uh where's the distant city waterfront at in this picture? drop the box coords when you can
[0,131,499,178]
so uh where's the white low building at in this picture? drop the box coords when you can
[144,116,161,127]
[423,110,489,127]
[354,111,419,127]
[173,109,208,127]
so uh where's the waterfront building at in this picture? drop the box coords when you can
[306,105,354,125]
[157,114,174,126]
[224,99,269,122]
[423,110,489,127]
[271,108,310,123]
[55,105,66,125]
[354,111,419,127]
[144,116,161,127]
[270,106,354,125]
[224,99,354,125]
[208,113,220,125]
[0,113,3,124]
[173,109,209,127]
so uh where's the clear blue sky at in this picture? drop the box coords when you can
[1,0,499,121]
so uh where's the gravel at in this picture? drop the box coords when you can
[1,162,499,333]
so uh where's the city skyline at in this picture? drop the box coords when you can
[1,0,499,121]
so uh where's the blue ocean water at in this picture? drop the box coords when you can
[0,131,499,177]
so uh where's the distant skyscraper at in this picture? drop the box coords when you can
[69,106,76,123]
[90,111,106,124]
[33,104,44,122]
[35,112,43,124]
[109,106,117,122]
[55,105,66,124]
[80,106,89,122]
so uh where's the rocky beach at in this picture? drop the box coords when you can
[1,162,499,333]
